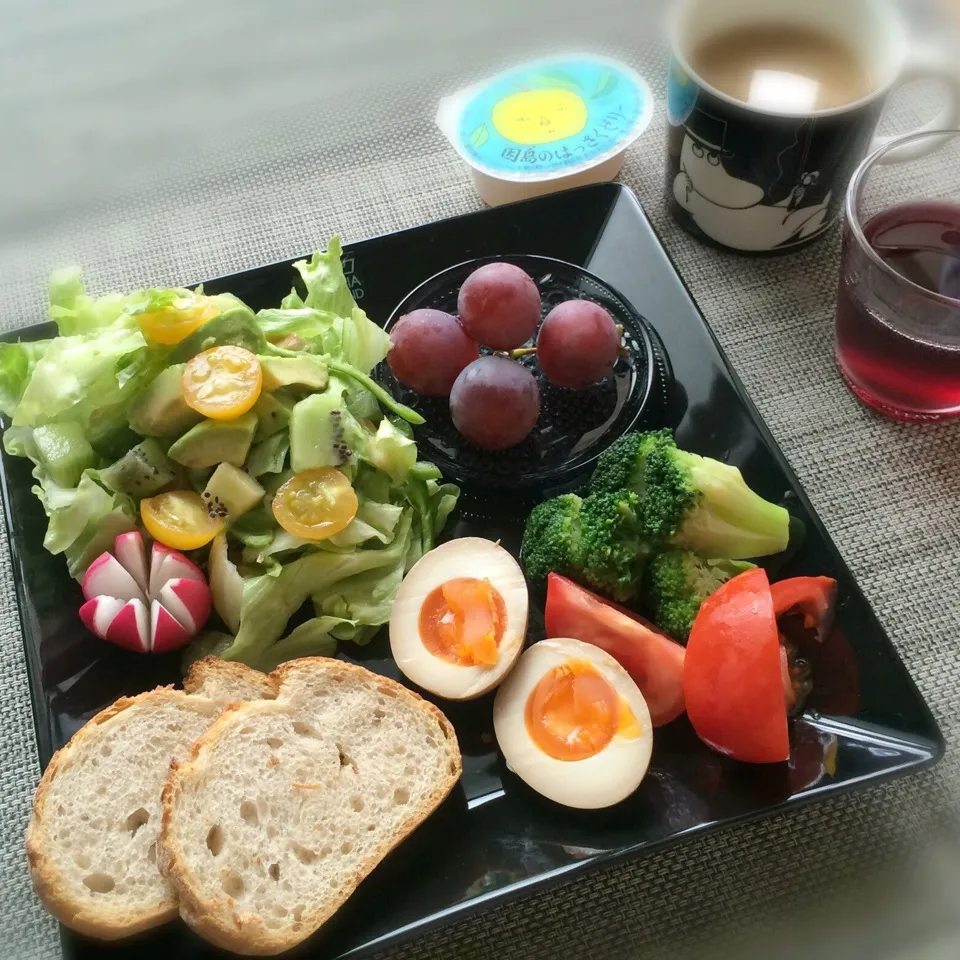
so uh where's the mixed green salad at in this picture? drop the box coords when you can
[0,238,459,671]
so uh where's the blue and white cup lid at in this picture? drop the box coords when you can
[437,55,653,181]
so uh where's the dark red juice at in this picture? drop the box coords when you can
[835,201,960,421]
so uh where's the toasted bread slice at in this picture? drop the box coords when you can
[184,657,278,703]
[26,688,222,939]
[159,658,461,956]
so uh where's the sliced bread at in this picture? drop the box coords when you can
[25,688,222,939]
[26,659,275,940]
[184,657,278,703]
[159,657,462,956]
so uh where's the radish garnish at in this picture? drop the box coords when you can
[80,531,211,654]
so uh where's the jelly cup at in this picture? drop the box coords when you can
[436,56,654,207]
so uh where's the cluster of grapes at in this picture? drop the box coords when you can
[388,262,622,451]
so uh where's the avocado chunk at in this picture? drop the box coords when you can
[129,365,202,438]
[168,412,257,469]
[253,391,293,439]
[202,463,265,520]
[170,305,265,362]
[289,392,359,473]
[259,356,328,393]
[32,423,96,487]
[100,439,179,497]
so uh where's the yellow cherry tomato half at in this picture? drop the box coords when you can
[138,295,220,345]
[182,345,263,421]
[141,490,224,551]
[272,469,359,541]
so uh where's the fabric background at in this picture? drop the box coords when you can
[1,2,958,958]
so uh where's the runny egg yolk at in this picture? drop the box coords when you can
[525,658,642,761]
[419,577,507,667]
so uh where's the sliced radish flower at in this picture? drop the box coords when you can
[104,599,151,654]
[149,542,204,597]
[82,554,143,604]
[114,531,149,593]
[150,601,193,655]
[157,578,211,636]
[79,531,211,654]
[80,596,126,637]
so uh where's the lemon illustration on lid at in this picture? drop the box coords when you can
[492,88,588,146]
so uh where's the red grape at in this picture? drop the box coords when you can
[457,263,541,350]
[388,309,480,396]
[449,356,540,450]
[537,300,620,389]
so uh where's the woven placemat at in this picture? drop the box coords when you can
[1,2,958,958]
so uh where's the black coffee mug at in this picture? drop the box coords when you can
[666,0,960,254]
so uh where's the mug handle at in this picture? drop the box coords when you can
[871,44,960,164]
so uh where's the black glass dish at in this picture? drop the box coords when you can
[379,255,667,491]
[0,184,943,960]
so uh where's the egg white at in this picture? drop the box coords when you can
[390,538,528,700]
[493,637,653,809]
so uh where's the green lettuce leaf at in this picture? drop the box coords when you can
[254,618,344,672]
[341,305,391,376]
[246,431,289,478]
[403,475,461,561]
[48,268,137,336]
[66,509,137,579]
[353,463,393,505]
[239,530,314,565]
[292,237,390,374]
[363,417,417,483]
[293,237,357,319]
[344,383,380,423]
[2,425,39,460]
[220,511,412,666]
[279,288,305,310]
[326,497,405,549]
[0,341,51,418]
[430,479,460,536]
[315,553,406,642]
[356,498,405,539]
[255,308,338,353]
[228,507,277,550]
[11,327,150,445]
[182,631,235,672]
[33,469,135,575]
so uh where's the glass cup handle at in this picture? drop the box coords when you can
[871,45,960,165]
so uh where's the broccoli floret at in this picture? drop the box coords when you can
[646,549,756,641]
[588,429,669,497]
[521,494,584,587]
[579,490,652,602]
[590,429,790,559]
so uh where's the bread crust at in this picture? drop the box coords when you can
[25,687,220,940]
[159,657,462,956]
[183,657,278,702]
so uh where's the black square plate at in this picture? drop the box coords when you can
[1,184,943,960]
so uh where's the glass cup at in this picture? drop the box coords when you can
[835,129,960,422]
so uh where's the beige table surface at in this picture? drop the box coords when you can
[0,2,958,958]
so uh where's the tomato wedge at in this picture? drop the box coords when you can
[141,490,223,551]
[544,573,686,727]
[684,568,789,763]
[779,646,796,711]
[771,576,837,641]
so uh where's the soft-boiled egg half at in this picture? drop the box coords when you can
[493,637,653,809]
[390,538,528,700]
